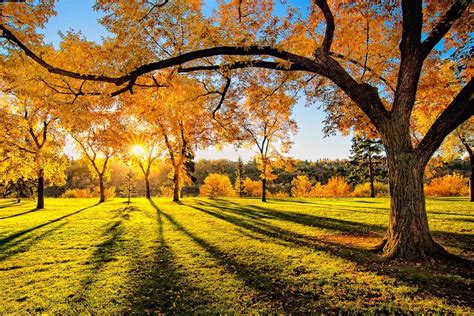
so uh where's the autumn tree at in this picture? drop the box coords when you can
[2,0,472,260]
[70,113,121,203]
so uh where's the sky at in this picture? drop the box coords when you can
[40,0,352,162]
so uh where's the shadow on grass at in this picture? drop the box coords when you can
[0,208,40,220]
[146,199,327,312]
[191,199,474,307]
[129,199,215,313]
[0,203,99,249]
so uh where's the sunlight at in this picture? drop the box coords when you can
[131,144,145,156]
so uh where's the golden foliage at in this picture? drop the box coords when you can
[199,173,235,197]
[424,174,469,197]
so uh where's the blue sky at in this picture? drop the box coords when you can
[41,0,351,161]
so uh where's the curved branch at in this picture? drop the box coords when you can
[421,0,470,60]
[416,79,474,165]
[314,0,334,54]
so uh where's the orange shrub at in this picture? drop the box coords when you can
[160,185,173,197]
[309,176,352,197]
[424,174,469,197]
[353,182,389,197]
[273,191,289,198]
[200,174,235,197]
[291,175,313,197]
[62,188,94,198]
[243,178,262,197]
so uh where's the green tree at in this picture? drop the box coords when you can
[235,156,245,197]
[346,136,387,197]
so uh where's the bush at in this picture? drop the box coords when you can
[62,188,94,198]
[160,185,173,197]
[200,174,235,198]
[309,176,352,197]
[353,181,389,197]
[273,191,289,198]
[243,178,262,197]
[62,186,115,199]
[424,174,469,197]
[291,175,313,197]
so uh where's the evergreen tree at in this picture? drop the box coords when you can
[347,136,387,197]
[235,156,245,197]
[120,170,137,204]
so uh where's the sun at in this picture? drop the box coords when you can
[131,145,145,156]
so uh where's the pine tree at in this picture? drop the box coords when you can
[235,156,245,197]
[347,136,387,197]
[120,170,137,204]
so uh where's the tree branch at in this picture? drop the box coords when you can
[313,0,334,55]
[416,79,474,165]
[421,0,470,60]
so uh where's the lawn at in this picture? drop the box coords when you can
[0,197,472,313]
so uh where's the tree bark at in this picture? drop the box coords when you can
[145,174,151,199]
[99,174,105,203]
[36,168,44,209]
[469,153,473,202]
[261,178,267,202]
[374,151,448,259]
[172,171,180,202]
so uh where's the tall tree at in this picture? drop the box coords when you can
[346,136,387,197]
[2,0,472,260]
[235,156,245,197]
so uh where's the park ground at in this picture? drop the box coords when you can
[0,197,472,313]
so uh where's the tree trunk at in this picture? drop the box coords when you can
[261,178,267,202]
[99,174,105,203]
[172,171,180,202]
[368,155,375,198]
[145,174,151,199]
[470,153,473,202]
[36,168,44,209]
[374,152,448,259]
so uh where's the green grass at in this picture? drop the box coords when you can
[0,197,472,313]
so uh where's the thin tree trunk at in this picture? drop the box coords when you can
[470,153,473,202]
[368,155,375,198]
[36,168,44,209]
[172,171,180,202]
[261,178,267,202]
[145,174,151,199]
[374,152,448,259]
[99,174,105,203]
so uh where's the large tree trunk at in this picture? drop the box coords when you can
[261,178,267,202]
[172,171,180,202]
[98,174,105,203]
[145,174,151,199]
[375,152,448,259]
[36,168,44,209]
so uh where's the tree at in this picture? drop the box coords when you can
[199,173,234,198]
[235,156,245,197]
[291,175,313,198]
[227,80,297,202]
[120,169,138,204]
[346,136,386,198]
[2,0,472,260]
[70,113,121,203]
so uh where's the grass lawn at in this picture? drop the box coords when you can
[0,197,472,313]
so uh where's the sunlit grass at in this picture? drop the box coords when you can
[0,197,472,313]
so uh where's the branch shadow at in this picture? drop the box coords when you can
[191,200,474,308]
[0,208,39,220]
[129,199,216,313]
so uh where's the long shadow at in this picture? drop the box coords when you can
[199,200,385,235]
[0,203,99,248]
[0,221,69,262]
[130,200,216,313]
[188,201,474,307]
[0,200,19,209]
[148,199,330,312]
[0,208,39,220]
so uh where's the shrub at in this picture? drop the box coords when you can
[160,185,173,197]
[200,174,235,198]
[62,188,94,198]
[273,191,289,198]
[424,174,469,197]
[291,175,313,197]
[243,178,262,197]
[309,176,352,197]
[353,181,389,197]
